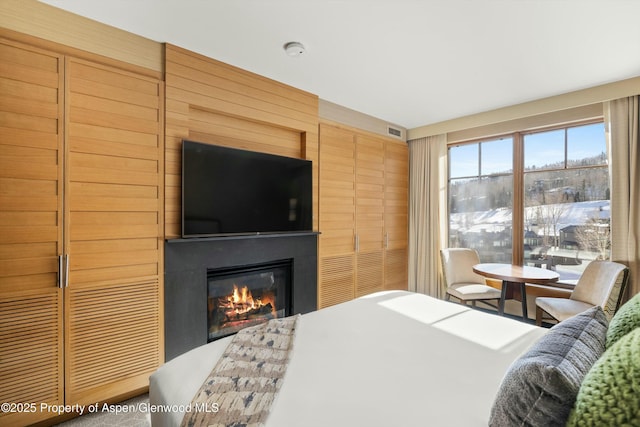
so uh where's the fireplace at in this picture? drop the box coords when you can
[207,260,291,341]
[164,232,317,361]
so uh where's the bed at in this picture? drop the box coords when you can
[149,289,640,427]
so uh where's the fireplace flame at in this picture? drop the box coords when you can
[227,284,266,314]
[209,283,278,339]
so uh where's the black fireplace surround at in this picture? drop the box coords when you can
[164,232,318,361]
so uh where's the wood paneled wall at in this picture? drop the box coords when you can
[164,44,319,238]
[0,0,162,74]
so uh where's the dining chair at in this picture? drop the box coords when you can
[535,260,629,326]
[440,248,502,309]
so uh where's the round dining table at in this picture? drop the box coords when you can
[472,263,560,320]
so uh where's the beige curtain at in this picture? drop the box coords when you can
[408,134,447,297]
[606,96,639,298]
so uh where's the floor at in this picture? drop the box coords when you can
[54,394,150,427]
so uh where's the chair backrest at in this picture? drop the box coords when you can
[571,260,629,318]
[440,248,486,287]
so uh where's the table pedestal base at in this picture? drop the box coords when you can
[498,281,528,320]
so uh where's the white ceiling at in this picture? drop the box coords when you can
[40,0,640,129]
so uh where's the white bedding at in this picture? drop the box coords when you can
[149,290,547,427]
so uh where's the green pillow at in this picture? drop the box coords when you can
[567,327,640,426]
[606,291,640,349]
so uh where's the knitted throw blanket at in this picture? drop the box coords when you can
[181,315,300,427]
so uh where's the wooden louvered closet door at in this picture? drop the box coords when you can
[0,40,64,427]
[355,134,385,297]
[64,58,163,405]
[383,140,408,290]
[318,123,356,308]
[318,122,408,309]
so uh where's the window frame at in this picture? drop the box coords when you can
[447,118,608,268]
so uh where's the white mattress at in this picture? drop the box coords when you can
[149,290,547,427]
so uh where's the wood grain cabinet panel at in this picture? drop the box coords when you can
[0,39,163,426]
[319,124,356,257]
[356,134,385,254]
[384,141,408,290]
[355,134,385,296]
[65,58,163,405]
[318,122,408,308]
[385,248,408,291]
[318,124,356,308]
[319,254,355,308]
[356,251,384,297]
[0,40,64,427]
[384,142,409,251]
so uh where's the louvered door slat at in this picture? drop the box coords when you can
[318,124,357,308]
[384,140,408,290]
[385,248,408,291]
[67,282,160,399]
[0,40,64,427]
[356,251,384,297]
[318,255,355,308]
[356,134,384,254]
[65,58,163,406]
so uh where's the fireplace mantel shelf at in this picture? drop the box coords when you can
[167,231,320,244]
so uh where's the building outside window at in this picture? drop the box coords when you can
[447,121,609,281]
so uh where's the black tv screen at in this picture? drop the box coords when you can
[182,140,312,237]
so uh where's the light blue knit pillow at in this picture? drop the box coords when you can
[489,306,608,427]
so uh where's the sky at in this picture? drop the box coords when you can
[449,122,606,178]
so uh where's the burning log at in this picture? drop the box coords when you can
[213,284,277,326]
[224,302,274,323]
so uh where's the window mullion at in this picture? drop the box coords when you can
[478,143,482,177]
[513,132,524,265]
[564,128,569,168]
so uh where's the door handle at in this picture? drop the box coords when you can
[64,254,69,288]
[58,255,63,288]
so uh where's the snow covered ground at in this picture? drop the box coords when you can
[451,200,610,236]
[450,199,610,281]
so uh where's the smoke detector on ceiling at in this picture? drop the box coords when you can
[284,42,306,57]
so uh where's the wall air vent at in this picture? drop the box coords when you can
[387,125,404,139]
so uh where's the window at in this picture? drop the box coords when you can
[448,137,513,263]
[447,121,609,281]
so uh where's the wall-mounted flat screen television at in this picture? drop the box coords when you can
[182,140,312,238]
